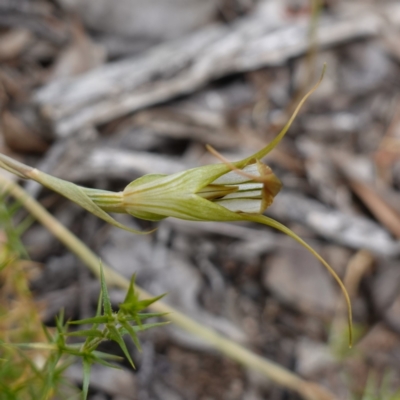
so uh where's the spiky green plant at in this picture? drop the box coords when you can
[0,199,73,400]
[0,199,166,399]
[65,267,166,399]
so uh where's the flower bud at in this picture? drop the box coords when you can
[0,66,353,346]
[120,160,282,222]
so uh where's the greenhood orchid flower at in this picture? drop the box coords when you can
[0,67,353,346]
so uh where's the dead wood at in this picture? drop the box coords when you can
[34,3,397,138]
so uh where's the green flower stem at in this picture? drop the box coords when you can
[81,188,125,213]
[0,175,338,400]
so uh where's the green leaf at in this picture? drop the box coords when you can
[42,324,53,343]
[119,275,165,319]
[134,294,166,312]
[107,325,135,369]
[91,355,122,369]
[41,351,63,399]
[82,358,92,400]
[91,350,123,362]
[0,199,29,258]
[95,284,103,317]
[10,342,59,351]
[99,262,113,317]
[36,171,146,234]
[55,311,68,348]
[120,322,141,352]
[119,321,169,336]
[121,273,137,304]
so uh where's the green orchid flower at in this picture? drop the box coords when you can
[0,67,353,346]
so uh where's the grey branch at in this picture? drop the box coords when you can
[34,2,397,138]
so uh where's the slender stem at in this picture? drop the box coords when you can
[245,214,352,348]
[0,175,338,400]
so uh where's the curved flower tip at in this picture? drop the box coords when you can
[245,214,353,347]
[237,63,327,166]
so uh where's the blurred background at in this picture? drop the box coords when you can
[1,0,400,399]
